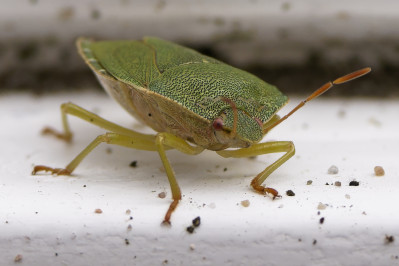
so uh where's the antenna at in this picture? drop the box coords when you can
[263,67,371,134]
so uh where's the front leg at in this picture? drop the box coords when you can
[32,132,158,176]
[33,130,204,224]
[216,141,295,198]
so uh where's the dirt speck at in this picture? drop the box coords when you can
[286,190,295,196]
[374,166,385,176]
[14,254,23,262]
[187,226,195,234]
[192,216,201,227]
[158,192,166,199]
[328,165,339,174]
[385,235,395,244]
[317,203,327,210]
[94,208,102,214]
[241,200,250,207]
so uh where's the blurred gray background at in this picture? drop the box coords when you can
[1,0,398,96]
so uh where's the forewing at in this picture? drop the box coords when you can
[89,40,160,88]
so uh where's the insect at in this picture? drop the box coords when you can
[32,37,371,224]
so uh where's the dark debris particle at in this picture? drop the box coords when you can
[55,253,58,257]
[313,239,317,245]
[125,238,130,245]
[223,167,227,172]
[306,180,313,185]
[186,226,195,234]
[286,190,295,196]
[385,235,395,244]
[192,216,201,227]
[129,160,137,168]
[319,217,325,224]
[349,180,360,186]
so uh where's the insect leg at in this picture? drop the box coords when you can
[216,141,295,198]
[32,132,158,176]
[155,132,204,224]
[33,130,203,224]
[41,102,154,143]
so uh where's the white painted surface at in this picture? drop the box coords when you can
[1,91,398,265]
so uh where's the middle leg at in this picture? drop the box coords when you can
[155,132,204,224]
[216,141,295,198]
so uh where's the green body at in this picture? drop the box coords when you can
[78,37,288,150]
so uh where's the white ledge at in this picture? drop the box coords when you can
[0,91,398,265]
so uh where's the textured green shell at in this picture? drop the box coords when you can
[81,37,288,143]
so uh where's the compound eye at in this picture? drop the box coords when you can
[212,117,224,131]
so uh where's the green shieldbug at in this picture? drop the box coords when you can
[32,37,371,224]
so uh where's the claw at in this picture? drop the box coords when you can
[264,187,281,200]
[161,220,172,227]
[32,165,71,176]
[252,183,281,199]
